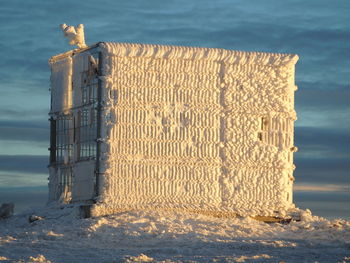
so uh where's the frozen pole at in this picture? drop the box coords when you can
[60,23,87,49]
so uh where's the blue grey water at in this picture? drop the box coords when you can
[0,0,349,219]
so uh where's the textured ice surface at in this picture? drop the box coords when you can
[60,24,87,49]
[48,52,96,203]
[92,42,299,217]
[49,56,72,114]
[0,207,349,263]
[48,42,298,217]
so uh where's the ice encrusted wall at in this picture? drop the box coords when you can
[49,51,97,203]
[50,57,72,114]
[93,43,298,217]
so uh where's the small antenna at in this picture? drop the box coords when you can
[60,23,87,49]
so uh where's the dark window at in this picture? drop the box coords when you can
[56,115,74,164]
[77,108,97,160]
[76,54,99,161]
[50,118,56,164]
[58,166,73,199]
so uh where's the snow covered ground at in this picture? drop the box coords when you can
[0,206,349,263]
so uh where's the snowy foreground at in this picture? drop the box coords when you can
[0,206,349,263]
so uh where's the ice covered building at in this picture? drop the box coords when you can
[48,42,299,218]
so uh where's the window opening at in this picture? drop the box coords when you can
[258,117,268,141]
[49,118,56,164]
[58,166,73,202]
[77,109,97,160]
[56,115,74,165]
[76,54,99,161]
[261,117,268,131]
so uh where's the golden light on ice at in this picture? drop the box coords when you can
[49,38,299,218]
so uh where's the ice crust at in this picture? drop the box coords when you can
[91,42,299,217]
[1,207,350,263]
[48,42,298,217]
[48,52,97,203]
[49,57,72,114]
[60,24,87,49]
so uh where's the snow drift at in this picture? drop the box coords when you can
[0,206,349,263]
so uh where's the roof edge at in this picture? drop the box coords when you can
[49,41,299,66]
[49,42,101,63]
[99,42,298,66]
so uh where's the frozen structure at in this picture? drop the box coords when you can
[60,24,87,49]
[48,42,299,218]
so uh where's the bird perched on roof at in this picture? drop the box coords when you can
[60,23,87,49]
